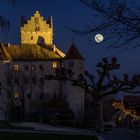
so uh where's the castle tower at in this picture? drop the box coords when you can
[64,42,84,78]
[62,43,85,119]
[20,11,53,45]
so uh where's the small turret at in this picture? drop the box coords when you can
[64,42,84,78]
[48,16,53,28]
[20,15,26,27]
[65,43,84,60]
[35,10,39,14]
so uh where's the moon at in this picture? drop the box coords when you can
[95,34,104,43]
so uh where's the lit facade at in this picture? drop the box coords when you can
[0,11,85,121]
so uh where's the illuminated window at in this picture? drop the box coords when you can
[53,62,57,68]
[35,27,40,31]
[14,65,20,71]
[15,92,20,98]
[34,18,39,23]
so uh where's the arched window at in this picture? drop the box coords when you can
[35,27,40,31]
[34,18,39,23]
[37,36,45,46]
[31,36,33,40]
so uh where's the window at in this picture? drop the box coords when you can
[35,27,40,31]
[69,61,74,68]
[31,65,36,71]
[34,18,39,23]
[40,78,44,84]
[61,63,64,68]
[53,62,57,69]
[25,65,29,71]
[15,92,20,98]
[14,65,20,71]
[31,36,33,40]
[27,93,31,99]
[39,65,44,71]
[37,36,45,45]
[0,52,3,59]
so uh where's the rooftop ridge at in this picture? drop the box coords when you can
[65,43,84,60]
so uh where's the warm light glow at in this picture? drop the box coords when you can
[95,34,104,43]
[112,101,140,120]
[53,62,57,68]
[14,65,20,71]
[15,92,20,98]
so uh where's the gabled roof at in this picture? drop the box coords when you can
[65,43,84,60]
[1,44,64,61]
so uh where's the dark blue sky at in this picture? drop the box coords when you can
[1,0,140,77]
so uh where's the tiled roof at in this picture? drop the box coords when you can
[65,43,84,60]
[0,44,64,61]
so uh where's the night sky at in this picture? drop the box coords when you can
[1,0,140,79]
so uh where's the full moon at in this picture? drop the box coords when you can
[95,34,104,43]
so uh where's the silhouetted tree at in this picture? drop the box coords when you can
[50,57,140,133]
[0,64,39,121]
[0,68,25,121]
[71,0,140,49]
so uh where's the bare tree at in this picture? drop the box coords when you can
[0,66,30,121]
[1,63,47,122]
[50,57,140,133]
[71,0,140,49]
[0,69,17,121]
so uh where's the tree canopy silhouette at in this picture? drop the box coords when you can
[71,0,140,49]
[45,57,140,133]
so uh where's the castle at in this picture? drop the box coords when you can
[0,11,85,121]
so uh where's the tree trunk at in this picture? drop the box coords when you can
[95,98,104,133]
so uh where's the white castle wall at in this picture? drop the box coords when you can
[62,59,85,119]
